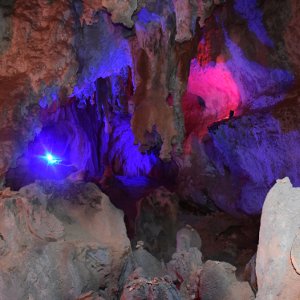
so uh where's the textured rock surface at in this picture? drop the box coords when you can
[134,187,179,260]
[167,226,203,298]
[243,253,257,293]
[77,291,104,300]
[121,273,180,300]
[0,181,130,299]
[176,225,202,252]
[119,247,180,300]
[256,177,300,300]
[80,0,137,27]
[199,260,254,300]
[0,0,77,182]
[284,0,300,80]
[178,0,299,216]
[2,0,300,299]
[291,231,300,275]
[178,211,259,276]
[0,0,77,94]
[0,0,82,183]
[172,0,220,43]
[0,0,221,180]
[166,225,254,300]
[202,106,300,215]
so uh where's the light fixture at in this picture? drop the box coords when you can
[42,152,62,165]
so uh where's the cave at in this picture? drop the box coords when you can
[0,0,300,299]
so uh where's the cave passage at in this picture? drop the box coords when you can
[0,0,300,299]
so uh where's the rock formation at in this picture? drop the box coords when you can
[134,187,179,260]
[256,177,300,300]
[0,181,130,299]
[1,0,300,299]
[0,0,225,186]
[1,0,299,218]
[198,260,254,300]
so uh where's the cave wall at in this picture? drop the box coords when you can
[179,0,300,216]
[1,0,300,217]
[0,0,220,185]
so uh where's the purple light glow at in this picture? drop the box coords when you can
[109,116,159,177]
[207,111,300,215]
[72,12,133,102]
[39,86,60,108]
[14,122,81,182]
[137,8,162,25]
[234,0,274,47]
[224,31,294,110]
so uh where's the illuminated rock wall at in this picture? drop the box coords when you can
[0,0,218,184]
[1,0,300,217]
[179,0,299,215]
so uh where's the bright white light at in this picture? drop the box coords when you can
[46,153,54,161]
[44,152,61,165]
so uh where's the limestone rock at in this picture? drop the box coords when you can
[199,260,254,300]
[176,225,202,252]
[76,291,104,300]
[167,226,203,298]
[134,248,166,277]
[120,272,180,300]
[103,0,137,28]
[134,187,179,260]
[179,0,295,217]
[291,231,300,275]
[172,0,222,42]
[243,253,257,293]
[0,0,77,182]
[167,247,203,284]
[0,181,130,300]
[81,0,137,28]
[256,177,300,300]
[119,248,179,300]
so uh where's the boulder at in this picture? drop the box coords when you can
[199,261,254,300]
[119,248,179,300]
[167,225,203,298]
[0,181,130,299]
[134,187,179,260]
[120,272,180,300]
[256,177,300,299]
[176,225,202,252]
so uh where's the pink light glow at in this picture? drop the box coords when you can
[183,58,241,153]
[187,59,241,122]
[185,59,241,129]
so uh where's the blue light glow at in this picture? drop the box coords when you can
[223,30,294,109]
[137,8,162,25]
[42,152,62,165]
[109,116,159,176]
